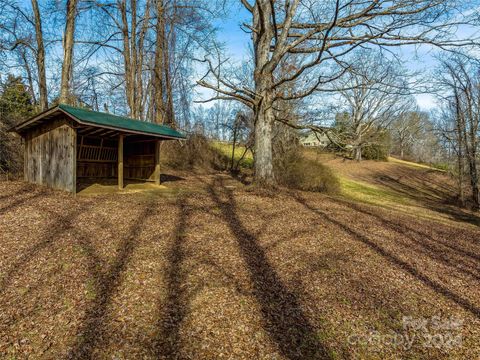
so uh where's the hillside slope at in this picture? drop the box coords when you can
[304,151,480,228]
[210,142,479,226]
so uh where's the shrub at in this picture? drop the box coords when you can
[0,75,33,177]
[276,151,340,194]
[431,162,450,171]
[0,122,23,177]
[162,133,229,171]
[361,143,389,161]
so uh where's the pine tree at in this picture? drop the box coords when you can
[0,75,34,174]
[0,75,34,125]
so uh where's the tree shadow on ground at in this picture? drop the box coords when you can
[161,173,185,183]
[335,197,480,261]
[152,195,189,358]
[0,190,47,216]
[150,193,255,357]
[207,178,332,360]
[374,169,453,200]
[0,203,91,294]
[292,193,480,319]
[230,170,252,185]
[0,184,33,201]
[67,203,154,359]
[370,170,480,226]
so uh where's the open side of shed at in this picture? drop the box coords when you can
[12,104,186,193]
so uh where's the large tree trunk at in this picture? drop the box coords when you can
[354,129,362,161]
[457,156,465,206]
[352,118,363,162]
[146,58,155,121]
[60,0,77,104]
[130,0,139,118]
[153,0,175,127]
[120,0,135,116]
[467,111,479,209]
[467,157,479,209]
[119,0,148,119]
[254,95,275,185]
[455,89,479,210]
[455,106,465,206]
[354,146,362,162]
[137,0,150,120]
[153,0,166,124]
[252,0,276,186]
[164,36,175,127]
[164,14,175,127]
[253,67,275,184]
[466,125,479,209]
[31,0,48,110]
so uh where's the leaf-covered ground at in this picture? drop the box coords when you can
[0,171,479,359]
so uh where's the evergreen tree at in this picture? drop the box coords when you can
[0,75,34,174]
[0,75,34,126]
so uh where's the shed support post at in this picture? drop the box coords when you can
[23,137,28,182]
[118,134,124,189]
[154,140,161,185]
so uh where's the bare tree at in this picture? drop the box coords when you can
[30,0,47,110]
[0,0,48,110]
[439,56,480,209]
[391,111,427,159]
[333,51,411,161]
[436,103,466,205]
[198,0,479,185]
[60,0,78,104]
[154,0,166,123]
[81,0,218,123]
[153,0,219,126]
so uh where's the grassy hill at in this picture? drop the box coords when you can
[302,150,479,227]
[210,143,477,226]
[210,141,254,169]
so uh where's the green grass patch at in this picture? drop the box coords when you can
[339,176,477,227]
[388,157,445,172]
[339,176,412,207]
[211,141,254,169]
[431,162,450,171]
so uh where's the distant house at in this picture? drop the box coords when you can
[300,131,331,148]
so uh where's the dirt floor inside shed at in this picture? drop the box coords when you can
[0,171,479,359]
[76,177,181,197]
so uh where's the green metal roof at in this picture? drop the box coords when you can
[58,104,186,139]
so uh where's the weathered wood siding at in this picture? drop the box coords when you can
[24,119,76,192]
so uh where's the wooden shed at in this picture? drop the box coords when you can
[11,104,186,193]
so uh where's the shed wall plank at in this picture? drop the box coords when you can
[24,119,76,192]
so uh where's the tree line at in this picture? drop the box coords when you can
[0,0,220,128]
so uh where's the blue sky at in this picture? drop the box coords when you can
[214,6,251,63]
